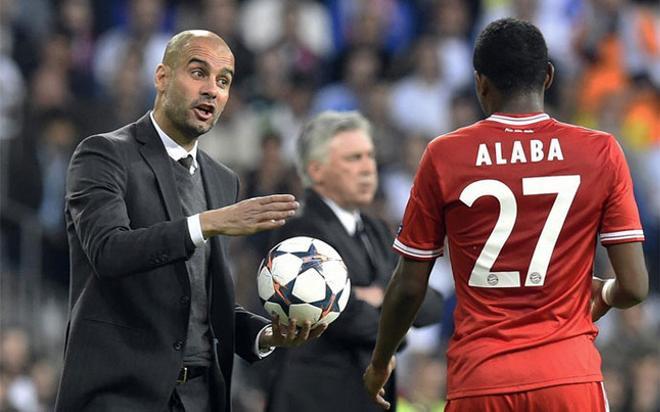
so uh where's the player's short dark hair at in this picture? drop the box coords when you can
[473,18,549,94]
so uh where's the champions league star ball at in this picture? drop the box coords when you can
[257,236,350,327]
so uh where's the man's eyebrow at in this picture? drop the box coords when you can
[187,58,234,78]
[187,58,210,68]
[221,67,234,78]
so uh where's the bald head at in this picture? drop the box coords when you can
[162,30,229,69]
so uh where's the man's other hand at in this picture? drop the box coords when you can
[259,315,327,349]
[354,285,385,308]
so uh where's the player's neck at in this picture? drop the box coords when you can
[490,93,545,116]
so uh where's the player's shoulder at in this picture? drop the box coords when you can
[427,122,482,149]
[552,119,618,144]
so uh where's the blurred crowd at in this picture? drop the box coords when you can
[0,0,658,411]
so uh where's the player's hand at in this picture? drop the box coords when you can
[363,357,396,410]
[200,194,298,237]
[260,315,328,349]
[591,277,611,322]
[354,286,385,308]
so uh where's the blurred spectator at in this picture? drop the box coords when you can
[176,0,255,87]
[389,36,454,138]
[574,0,628,118]
[7,111,77,285]
[55,0,96,99]
[239,0,332,60]
[243,45,292,108]
[27,34,74,120]
[362,82,401,168]
[266,73,316,164]
[0,0,41,77]
[1,328,38,412]
[381,133,428,225]
[312,46,381,112]
[426,0,474,92]
[327,0,416,60]
[0,53,24,142]
[93,0,171,98]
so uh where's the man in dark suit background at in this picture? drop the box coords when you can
[265,111,443,412]
[55,30,324,412]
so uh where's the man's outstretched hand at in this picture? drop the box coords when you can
[200,194,299,238]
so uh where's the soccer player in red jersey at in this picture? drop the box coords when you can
[364,18,649,411]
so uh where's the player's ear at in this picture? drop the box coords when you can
[474,71,488,98]
[544,62,555,90]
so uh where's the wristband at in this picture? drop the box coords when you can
[601,279,615,306]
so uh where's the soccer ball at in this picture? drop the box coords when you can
[257,236,351,327]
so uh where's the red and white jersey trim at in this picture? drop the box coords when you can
[393,238,443,260]
[487,113,551,125]
[600,229,645,243]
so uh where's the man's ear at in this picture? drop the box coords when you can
[307,160,323,185]
[544,62,555,90]
[154,64,168,93]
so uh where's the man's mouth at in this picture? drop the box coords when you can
[193,104,215,121]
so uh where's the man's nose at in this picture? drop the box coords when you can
[200,80,219,99]
[360,156,377,173]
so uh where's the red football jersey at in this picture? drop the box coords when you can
[394,113,645,399]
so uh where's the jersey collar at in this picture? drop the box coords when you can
[486,113,551,126]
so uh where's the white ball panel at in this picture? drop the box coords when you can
[264,301,289,325]
[292,269,327,302]
[288,303,322,324]
[276,236,314,253]
[311,239,342,259]
[337,279,351,312]
[257,266,275,300]
[318,311,340,326]
[321,261,348,293]
[271,253,302,285]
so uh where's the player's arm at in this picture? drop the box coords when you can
[364,256,434,409]
[592,242,648,321]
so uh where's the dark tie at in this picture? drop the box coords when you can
[355,218,377,278]
[178,155,194,172]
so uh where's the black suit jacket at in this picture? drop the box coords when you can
[265,189,443,412]
[55,113,269,411]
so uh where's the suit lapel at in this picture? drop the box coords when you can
[304,190,374,285]
[135,113,183,221]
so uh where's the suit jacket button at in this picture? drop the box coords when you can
[173,340,183,351]
[180,296,190,305]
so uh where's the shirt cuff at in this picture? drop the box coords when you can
[255,324,275,359]
[187,214,207,247]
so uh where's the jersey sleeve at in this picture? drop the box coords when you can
[599,137,645,245]
[393,146,446,260]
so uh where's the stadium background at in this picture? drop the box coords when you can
[0,0,658,410]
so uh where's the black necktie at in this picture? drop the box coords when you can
[355,218,377,278]
[178,155,194,172]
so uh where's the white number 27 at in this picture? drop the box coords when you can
[459,176,580,288]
